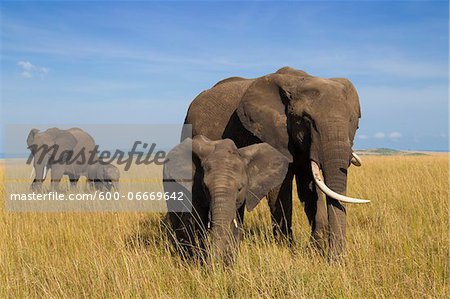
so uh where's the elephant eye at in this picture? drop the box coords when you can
[303,89,320,99]
[302,111,314,122]
[202,163,211,172]
[302,113,317,131]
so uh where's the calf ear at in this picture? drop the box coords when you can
[94,164,104,181]
[238,143,290,211]
[163,138,195,192]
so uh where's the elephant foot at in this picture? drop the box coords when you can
[50,186,64,193]
[328,252,346,265]
[328,238,347,264]
[30,182,44,192]
[308,225,329,255]
[69,185,79,191]
[272,226,294,246]
[30,185,42,193]
[309,234,327,257]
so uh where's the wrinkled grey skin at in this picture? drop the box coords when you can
[87,163,120,191]
[164,135,289,265]
[182,67,361,260]
[27,127,98,191]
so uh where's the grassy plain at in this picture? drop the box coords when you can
[0,155,448,298]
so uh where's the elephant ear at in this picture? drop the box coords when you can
[238,143,290,212]
[163,138,195,192]
[330,78,361,118]
[104,164,119,180]
[26,129,40,148]
[164,138,214,213]
[236,76,293,162]
[97,164,105,181]
[53,131,77,163]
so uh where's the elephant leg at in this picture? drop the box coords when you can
[191,201,209,255]
[328,199,346,261]
[50,166,64,191]
[295,170,328,254]
[68,174,80,189]
[168,211,197,258]
[267,165,294,244]
[31,179,44,192]
[95,181,104,191]
[87,179,95,190]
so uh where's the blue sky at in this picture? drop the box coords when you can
[1,1,448,151]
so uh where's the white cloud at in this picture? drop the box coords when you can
[21,71,32,78]
[17,60,48,78]
[18,60,34,70]
[374,132,385,139]
[389,132,402,139]
[357,134,369,140]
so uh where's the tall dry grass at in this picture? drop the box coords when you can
[0,155,448,298]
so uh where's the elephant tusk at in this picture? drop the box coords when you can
[30,166,35,179]
[311,161,370,204]
[351,152,362,167]
[233,218,238,229]
[208,211,211,229]
[43,166,48,180]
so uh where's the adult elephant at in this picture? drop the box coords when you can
[27,127,98,190]
[182,66,370,259]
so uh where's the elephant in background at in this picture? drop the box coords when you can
[182,66,370,260]
[27,127,98,190]
[87,162,120,191]
[164,135,289,265]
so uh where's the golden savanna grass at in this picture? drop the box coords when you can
[0,156,448,298]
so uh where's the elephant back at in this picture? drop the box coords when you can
[183,78,254,141]
[67,128,98,174]
[68,128,96,151]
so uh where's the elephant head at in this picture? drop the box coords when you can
[88,163,120,191]
[236,67,370,256]
[27,128,77,190]
[164,135,290,264]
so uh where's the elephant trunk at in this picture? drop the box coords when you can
[318,124,352,260]
[321,141,350,195]
[112,181,120,191]
[209,185,238,265]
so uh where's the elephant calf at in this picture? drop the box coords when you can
[163,135,289,265]
[87,162,120,191]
